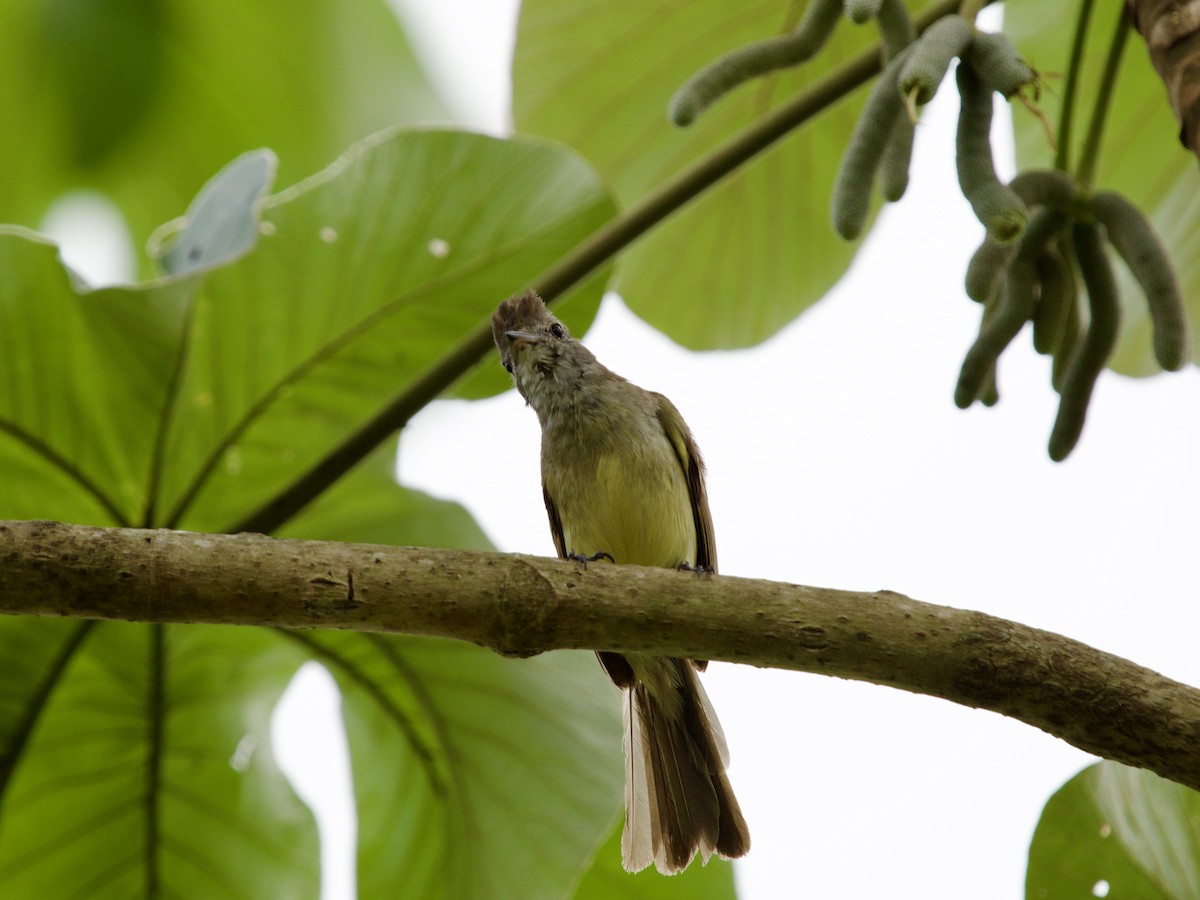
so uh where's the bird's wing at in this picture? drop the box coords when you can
[653,394,717,574]
[542,484,568,560]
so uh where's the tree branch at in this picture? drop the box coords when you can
[4,519,1199,792]
[1130,0,1200,161]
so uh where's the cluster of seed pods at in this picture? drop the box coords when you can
[671,4,1189,460]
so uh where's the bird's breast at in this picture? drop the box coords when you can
[545,433,696,569]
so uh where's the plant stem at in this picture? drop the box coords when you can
[228,0,973,536]
[957,0,987,24]
[1075,4,1131,185]
[1056,0,1096,172]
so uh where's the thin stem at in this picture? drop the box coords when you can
[957,0,987,24]
[1056,0,1097,172]
[227,0,972,536]
[1075,4,1131,185]
[142,299,197,528]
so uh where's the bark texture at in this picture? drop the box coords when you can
[1131,0,1200,158]
[3,519,1200,792]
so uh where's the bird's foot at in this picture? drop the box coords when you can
[567,550,615,568]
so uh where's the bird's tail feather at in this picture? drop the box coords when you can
[621,659,749,874]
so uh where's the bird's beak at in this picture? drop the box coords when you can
[505,330,540,348]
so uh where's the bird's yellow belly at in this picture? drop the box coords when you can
[554,452,696,568]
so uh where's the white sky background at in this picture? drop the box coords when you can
[45,2,1200,899]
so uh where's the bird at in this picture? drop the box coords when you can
[491,289,749,874]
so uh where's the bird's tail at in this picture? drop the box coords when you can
[621,658,750,874]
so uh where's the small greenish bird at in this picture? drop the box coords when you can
[492,289,749,874]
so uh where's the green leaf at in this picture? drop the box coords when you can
[290,633,622,900]
[0,228,193,526]
[32,0,169,170]
[0,127,618,894]
[1027,761,1200,899]
[1007,1,1200,376]
[152,129,612,532]
[0,130,614,531]
[280,441,493,552]
[513,0,880,350]
[0,620,317,899]
[0,0,450,265]
[570,816,739,900]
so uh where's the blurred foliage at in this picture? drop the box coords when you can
[1027,761,1200,899]
[0,0,450,275]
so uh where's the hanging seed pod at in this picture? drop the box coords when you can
[955,62,1028,242]
[964,235,1017,303]
[1008,169,1079,212]
[956,208,1066,407]
[879,116,916,201]
[963,30,1037,98]
[1032,244,1074,356]
[1049,222,1121,461]
[1052,279,1082,394]
[669,0,843,126]
[845,0,884,25]
[831,46,912,239]
[876,0,916,58]
[899,15,974,108]
[978,291,1002,406]
[1090,190,1190,371]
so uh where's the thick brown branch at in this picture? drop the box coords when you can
[1130,0,1200,159]
[3,519,1199,791]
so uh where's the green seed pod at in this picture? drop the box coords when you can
[1091,190,1190,371]
[963,31,1036,98]
[977,293,1002,405]
[845,0,884,24]
[1009,169,1079,212]
[956,62,1028,242]
[981,371,1000,406]
[669,0,844,126]
[965,235,1016,303]
[831,46,911,239]
[956,208,1066,407]
[1052,284,1082,393]
[899,15,974,106]
[877,0,916,59]
[1049,222,1121,461]
[879,116,915,201]
[1032,244,1072,355]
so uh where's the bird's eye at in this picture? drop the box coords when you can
[503,361,513,373]
[550,323,566,339]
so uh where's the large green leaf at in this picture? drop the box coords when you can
[0,228,194,525]
[280,449,625,899]
[0,0,448,267]
[0,127,619,895]
[513,0,882,349]
[1027,761,1200,899]
[1007,0,1200,375]
[0,620,317,899]
[291,633,622,900]
[0,130,615,531]
[280,442,493,553]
